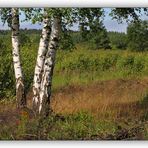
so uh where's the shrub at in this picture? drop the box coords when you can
[117,55,135,69]
[108,31,127,50]
[0,37,15,98]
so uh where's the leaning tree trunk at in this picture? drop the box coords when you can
[39,16,61,117]
[11,8,26,108]
[32,10,51,113]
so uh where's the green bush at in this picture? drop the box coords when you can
[0,37,15,98]
[133,56,145,72]
[108,31,127,50]
[117,55,135,69]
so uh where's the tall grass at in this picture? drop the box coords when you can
[53,47,148,89]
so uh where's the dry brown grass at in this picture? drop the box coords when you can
[0,78,148,123]
[51,78,148,121]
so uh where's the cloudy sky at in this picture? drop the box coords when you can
[0,8,147,33]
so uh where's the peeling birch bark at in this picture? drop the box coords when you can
[32,10,51,112]
[11,8,26,108]
[39,16,61,116]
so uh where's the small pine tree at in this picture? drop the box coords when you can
[88,27,111,50]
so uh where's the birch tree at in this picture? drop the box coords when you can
[11,8,26,108]
[39,15,61,117]
[0,8,26,108]
[31,8,73,116]
[32,9,51,113]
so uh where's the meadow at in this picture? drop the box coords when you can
[0,31,148,140]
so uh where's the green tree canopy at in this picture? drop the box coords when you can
[127,20,148,51]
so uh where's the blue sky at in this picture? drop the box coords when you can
[0,8,147,32]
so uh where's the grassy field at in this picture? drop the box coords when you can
[0,46,148,140]
[53,46,148,89]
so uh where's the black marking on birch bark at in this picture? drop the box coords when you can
[53,37,59,42]
[37,77,41,83]
[45,69,51,72]
[12,32,19,36]
[44,62,49,66]
[11,27,16,31]
[39,72,42,81]
[50,43,55,47]
[13,53,19,56]
[16,66,21,69]
[13,61,19,64]
[36,63,41,69]
[39,55,45,59]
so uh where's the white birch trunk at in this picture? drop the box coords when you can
[11,8,26,108]
[32,10,51,112]
[39,16,61,116]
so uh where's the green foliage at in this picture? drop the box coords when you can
[0,8,12,27]
[20,32,32,47]
[58,30,75,51]
[45,112,96,140]
[0,35,15,98]
[127,21,148,51]
[88,28,111,50]
[53,49,148,89]
[55,49,147,74]
[21,46,37,91]
[1,30,148,98]
[108,31,127,49]
[76,8,110,50]
[110,8,148,23]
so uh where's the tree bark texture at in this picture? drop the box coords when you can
[11,8,26,108]
[39,16,61,117]
[32,10,51,113]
